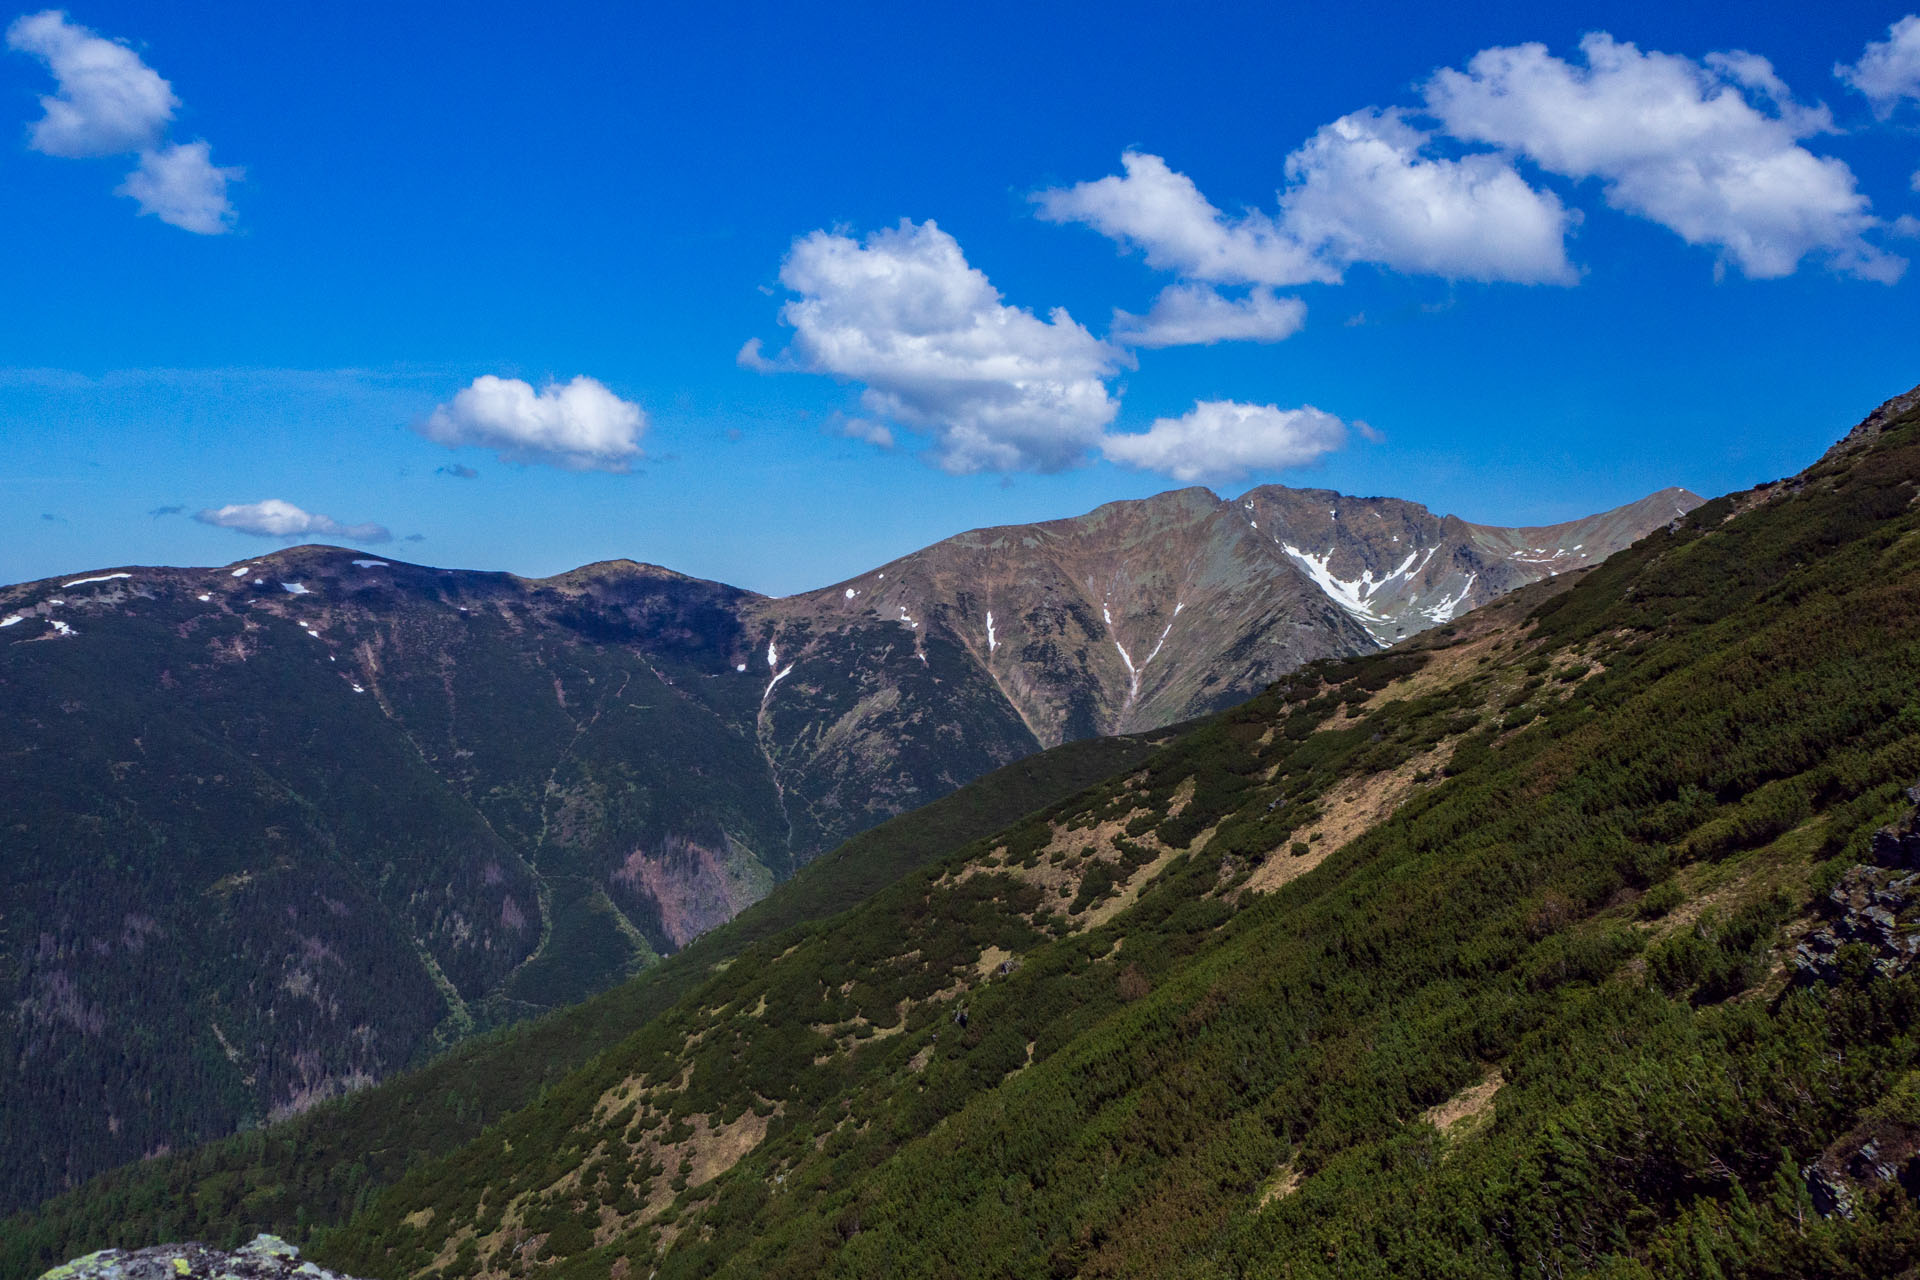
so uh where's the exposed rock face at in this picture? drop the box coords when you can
[40,1235,363,1280]
[1792,788,1920,986]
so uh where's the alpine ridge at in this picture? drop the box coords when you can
[0,479,1688,1215]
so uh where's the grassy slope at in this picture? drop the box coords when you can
[0,730,1164,1278]
[309,402,1920,1278]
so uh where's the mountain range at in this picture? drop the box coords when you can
[0,479,1692,1214]
[5,384,1915,1279]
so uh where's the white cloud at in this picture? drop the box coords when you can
[5,10,174,156]
[1838,15,1920,116]
[418,375,647,472]
[1427,33,1903,282]
[7,11,243,234]
[117,140,238,234]
[195,499,392,543]
[1035,151,1331,286]
[1279,109,1577,284]
[1036,136,1571,290]
[1111,284,1306,348]
[768,219,1125,473]
[1099,400,1346,483]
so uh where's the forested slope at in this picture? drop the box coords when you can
[0,730,1167,1275]
[293,386,1920,1278]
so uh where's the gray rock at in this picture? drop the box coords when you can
[39,1235,366,1280]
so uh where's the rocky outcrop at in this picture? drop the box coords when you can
[40,1235,364,1280]
[1792,788,1920,985]
[1821,382,1920,463]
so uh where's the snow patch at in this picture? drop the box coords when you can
[844,587,858,599]
[0,615,19,627]
[351,683,366,694]
[762,663,795,705]
[985,610,997,654]
[735,663,747,673]
[1423,574,1478,623]
[230,566,251,578]
[351,559,388,568]
[766,641,779,669]
[281,582,310,595]
[196,593,212,602]
[63,573,130,587]
[49,619,73,636]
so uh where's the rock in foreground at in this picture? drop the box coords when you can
[41,1235,365,1280]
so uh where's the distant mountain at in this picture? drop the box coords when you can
[776,483,1701,738]
[0,479,1689,1213]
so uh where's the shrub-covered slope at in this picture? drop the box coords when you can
[287,386,1920,1278]
[0,728,1167,1274]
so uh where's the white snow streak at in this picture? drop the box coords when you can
[352,559,388,568]
[63,573,130,587]
[763,663,795,704]
[1423,573,1478,623]
[1282,543,1435,626]
[0,615,20,627]
[985,610,997,654]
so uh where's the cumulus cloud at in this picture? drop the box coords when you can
[1099,401,1346,483]
[1426,33,1903,281]
[1279,109,1576,284]
[765,219,1125,473]
[1035,152,1331,287]
[6,10,239,234]
[1111,284,1306,348]
[195,499,392,543]
[418,375,646,472]
[5,10,174,156]
[1037,134,1572,293]
[117,140,238,233]
[1838,15,1920,116]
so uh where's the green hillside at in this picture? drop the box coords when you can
[282,391,1920,1278]
[0,730,1164,1276]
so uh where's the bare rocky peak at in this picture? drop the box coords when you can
[769,480,1701,740]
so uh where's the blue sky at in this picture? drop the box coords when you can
[4,1,1919,594]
